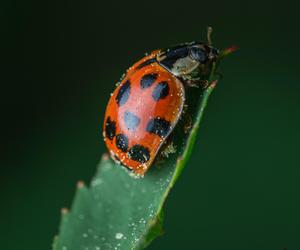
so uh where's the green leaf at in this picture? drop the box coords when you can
[53,61,221,250]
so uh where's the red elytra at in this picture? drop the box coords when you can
[103,50,185,176]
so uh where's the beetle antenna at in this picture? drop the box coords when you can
[207,26,213,46]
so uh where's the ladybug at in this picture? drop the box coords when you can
[103,29,219,176]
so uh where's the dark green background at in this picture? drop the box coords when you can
[1,0,300,249]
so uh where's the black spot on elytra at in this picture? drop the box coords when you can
[116,80,131,106]
[140,73,158,89]
[105,116,116,140]
[124,111,140,131]
[128,145,150,163]
[136,58,156,69]
[152,81,169,101]
[146,117,171,138]
[116,134,129,152]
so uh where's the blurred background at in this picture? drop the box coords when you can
[1,0,300,249]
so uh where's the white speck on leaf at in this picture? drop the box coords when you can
[79,214,85,220]
[115,233,124,240]
[91,178,103,186]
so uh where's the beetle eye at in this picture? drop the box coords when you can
[189,47,208,63]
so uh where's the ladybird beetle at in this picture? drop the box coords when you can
[103,28,220,176]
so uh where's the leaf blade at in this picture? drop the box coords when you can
[54,80,217,250]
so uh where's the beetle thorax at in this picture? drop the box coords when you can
[156,42,218,81]
[168,56,200,76]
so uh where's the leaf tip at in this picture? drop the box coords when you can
[209,79,218,89]
[102,152,110,161]
[220,45,239,58]
[52,235,58,249]
[77,180,85,189]
[61,207,69,215]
